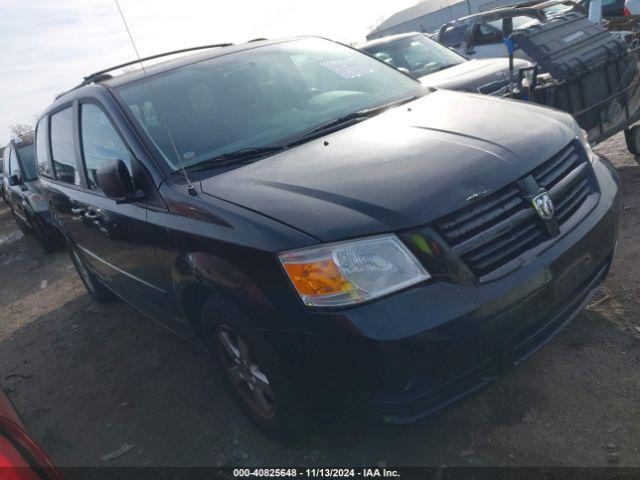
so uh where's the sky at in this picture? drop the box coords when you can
[0,0,416,145]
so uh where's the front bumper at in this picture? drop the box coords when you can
[270,156,621,422]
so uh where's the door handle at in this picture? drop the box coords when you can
[71,207,85,215]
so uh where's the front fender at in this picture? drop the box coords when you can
[172,251,282,336]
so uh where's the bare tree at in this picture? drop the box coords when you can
[9,123,34,139]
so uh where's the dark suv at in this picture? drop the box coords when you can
[2,136,61,252]
[37,38,620,436]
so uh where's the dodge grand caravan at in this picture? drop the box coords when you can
[37,38,620,436]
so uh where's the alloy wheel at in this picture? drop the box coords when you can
[217,325,276,419]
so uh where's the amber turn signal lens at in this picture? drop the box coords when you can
[282,259,354,297]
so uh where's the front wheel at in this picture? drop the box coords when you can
[202,295,307,440]
[69,247,116,303]
[12,210,31,235]
[32,223,62,254]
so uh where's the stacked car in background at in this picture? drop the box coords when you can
[2,135,62,252]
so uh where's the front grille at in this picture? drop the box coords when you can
[434,141,596,278]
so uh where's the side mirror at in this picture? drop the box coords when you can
[96,159,144,204]
[7,174,20,186]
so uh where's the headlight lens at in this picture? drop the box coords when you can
[279,234,430,307]
[576,126,597,163]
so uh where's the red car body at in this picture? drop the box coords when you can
[0,386,62,480]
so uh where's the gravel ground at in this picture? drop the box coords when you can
[0,133,638,469]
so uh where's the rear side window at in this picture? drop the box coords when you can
[3,147,10,176]
[36,117,53,178]
[80,104,133,191]
[16,143,37,181]
[8,147,19,177]
[50,107,80,185]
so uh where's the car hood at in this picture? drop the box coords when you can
[419,58,532,91]
[200,90,576,243]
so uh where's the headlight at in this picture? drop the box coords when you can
[279,234,430,307]
[574,125,597,163]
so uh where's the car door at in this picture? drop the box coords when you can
[44,100,170,318]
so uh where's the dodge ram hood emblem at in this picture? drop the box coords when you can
[532,191,555,220]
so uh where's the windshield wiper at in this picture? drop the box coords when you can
[181,96,421,173]
[183,145,287,172]
[291,95,421,144]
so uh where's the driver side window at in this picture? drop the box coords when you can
[80,103,133,191]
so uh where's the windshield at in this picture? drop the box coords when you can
[511,15,541,30]
[16,143,37,181]
[361,35,465,78]
[115,38,425,172]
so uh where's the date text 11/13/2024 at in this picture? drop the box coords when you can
[233,468,401,478]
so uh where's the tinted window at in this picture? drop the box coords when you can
[36,117,53,178]
[50,107,80,185]
[16,143,37,181]
[116,38,424,172]
[362,35,465,78]
[80,104,133,190]
[474,20,504,46]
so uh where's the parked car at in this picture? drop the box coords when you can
[2,136,61,252]
[37,38,620,437]
[434,2,588,59]
[0,384,62,480]
[359,32,532,94]
[0,151,5,203]
[624,0,640,14]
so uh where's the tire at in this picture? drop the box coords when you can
[12,210,31,235]
[32,223,60,254]
[69,247,116,303]
[201,295,307,440]
[624,125,640,155]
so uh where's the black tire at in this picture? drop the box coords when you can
[69,247,116,303]
[624,125,640,155]
[201,295,307,440]
[12,211,31,235]
[32,224,59,254]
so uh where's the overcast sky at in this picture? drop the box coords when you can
[0,0,416,145]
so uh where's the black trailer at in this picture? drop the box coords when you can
[505,12,640,154]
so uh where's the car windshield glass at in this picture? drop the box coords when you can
[115,38,426,172]
[512,15,541,30]
[16,143,37,181]
[543,3,574,14]
[362,35,465,78]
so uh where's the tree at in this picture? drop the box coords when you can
[9,123,34,139]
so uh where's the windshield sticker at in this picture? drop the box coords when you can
[320,59,374,79]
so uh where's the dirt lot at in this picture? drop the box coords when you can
[0,133,639,469]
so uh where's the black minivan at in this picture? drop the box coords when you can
[37,38,620,436]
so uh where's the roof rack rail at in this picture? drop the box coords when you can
[82,43,234,82]
[55,43,233,100]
